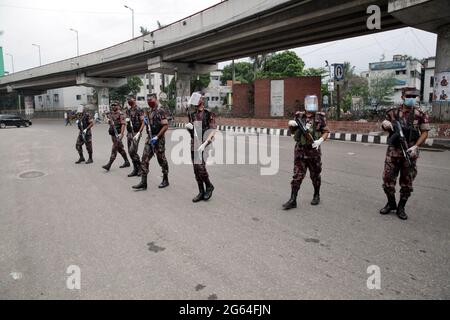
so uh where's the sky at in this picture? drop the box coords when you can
[0,0,438,75]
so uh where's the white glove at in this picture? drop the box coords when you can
[186,123,194,130]
[305,122,312,130]
[288,120,297,127]
[197,140,209,153]
[125,117,130,123]
[151,136,158,145]
[382,120,392,131]
[407,145,418,157]
[312,137,324,150]
[133,132,141,141]
[76,120,79,124]
[83,129,87,134]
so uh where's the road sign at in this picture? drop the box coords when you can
[334,64,344,81]
[328,81,334,92]
[159,92,167,101]
[323,95,329,105]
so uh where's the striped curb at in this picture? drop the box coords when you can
[172,122,435,147]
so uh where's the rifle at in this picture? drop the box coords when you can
[294,114,314,143]
[107,112,119,139]
[77,116,87,143]
[144,110,155,153]
[391,120,413,168]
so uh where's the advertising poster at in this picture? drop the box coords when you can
[434,72,450,101]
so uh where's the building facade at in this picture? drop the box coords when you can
[203,71,232,110]
[34,86,95,111]
[363,54,423,105]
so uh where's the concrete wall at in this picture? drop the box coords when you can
[34,86,94,111]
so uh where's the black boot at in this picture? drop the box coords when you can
[379,194,397,215]
[120,159,131,168]
[132,175,147,190]
[75,154,85,164]
[128,163,138,177]
[283,189,298,210]
[192,182,205,203]
[203,180,214,201]
[158,174,169,188]
[85,154,93,164]
[311,186,320,205]
[396,198,408,220]
[102,161,112,171]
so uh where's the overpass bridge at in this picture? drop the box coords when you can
[0,0,448,107]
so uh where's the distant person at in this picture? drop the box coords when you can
[64,111,72,126]
[94,111,101,124]
[75,105,94,164]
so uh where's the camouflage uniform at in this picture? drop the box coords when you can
[382,106,430,201]
[125,107,144,175]
[140,106,169,177]
[189,109,216,185]
[75,111,93,162]
[105,110,129,167]
[290,112,329,193]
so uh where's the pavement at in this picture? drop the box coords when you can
[0,120,449,300]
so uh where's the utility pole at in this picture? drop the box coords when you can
[6,53,14,73]
[69,28,79,56]
[32,44,41,66]
[124,5,135,38]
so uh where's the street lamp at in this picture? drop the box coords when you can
[5,53,14,73]
[32,43,41,66]
[124,5,135,38]
[69,28,79,56]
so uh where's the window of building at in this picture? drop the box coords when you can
[430,76,434,87]
[38,96,42,102]
[146,85,150,90]
[151,85,154,90]
[87,95,94,103]
[53,94,59,102]
[429,93,433,103]
[46,95,50,103]
[76,95,82,100]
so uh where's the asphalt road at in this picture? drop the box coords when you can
[0,119,449,299]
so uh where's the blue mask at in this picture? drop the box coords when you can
[404,98,416,107]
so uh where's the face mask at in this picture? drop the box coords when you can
[305,104,318,112]
[148,100,156,107]
[404,98,416,107]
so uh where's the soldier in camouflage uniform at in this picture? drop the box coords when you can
[75,105,94,164]
[185,92,217,202]
[125,95,145,177]
[132,94,169,190]
[283,95,329,210]
[379,87,430,220]
[102,101,130,171]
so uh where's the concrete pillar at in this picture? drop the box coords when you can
[96,87,110,116]
[433,24,450,120]
[176,73,191,113]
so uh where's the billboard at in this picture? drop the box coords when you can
[0,46,4,77]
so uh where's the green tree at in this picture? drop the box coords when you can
[109,76,143,105]
[221,62,254,85]
[257,51,305,78]
[369,75,396,106]
[303,67,327,77]
[191,74,210,92]
[250,53,272,80]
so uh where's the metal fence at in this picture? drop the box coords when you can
[431,101,450,122]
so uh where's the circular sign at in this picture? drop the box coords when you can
[323,95,329,104]
[334,64,344,81]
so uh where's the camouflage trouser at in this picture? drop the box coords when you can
[382,154,417,200]
[126,132,141,167]
[140,136,169,177]
[75,132,92,156]
[191,150,210,184]
[291,145,322,193]
[109,135,128,163]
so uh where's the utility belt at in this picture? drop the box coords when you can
[294,130,321,145]
[108,125,121,136]
[387,127,420,147]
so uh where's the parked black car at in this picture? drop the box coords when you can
[0,114,32,128]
